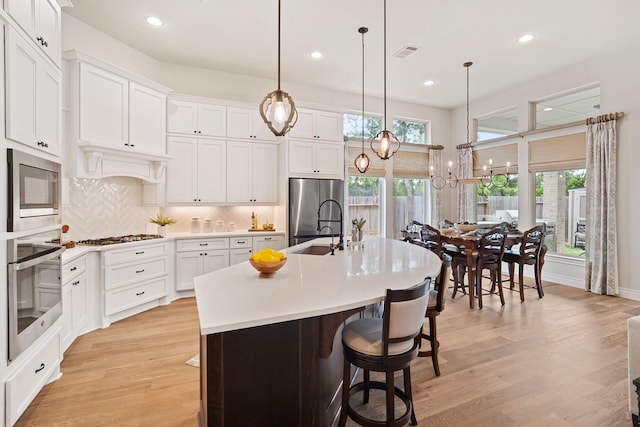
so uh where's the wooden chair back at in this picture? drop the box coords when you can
[519,225,544,262]
[478,225,507,268]
[431,253,452,313]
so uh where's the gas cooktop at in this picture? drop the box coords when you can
[77,234,164,246]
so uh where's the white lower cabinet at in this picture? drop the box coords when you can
[102,242,169,324]
[176,238,230,291]
[5,330,61,427]
[61,255,88,353]
[253,235,285,252]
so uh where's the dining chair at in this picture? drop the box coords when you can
[452,224,507,308]
[339,278,430,427]
[409,220,442,255]
[418,252,451,376]
[502,225,545,301]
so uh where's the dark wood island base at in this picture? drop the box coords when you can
[198,308,362,427]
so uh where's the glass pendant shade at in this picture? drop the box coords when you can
[259,89,297,136]
[355,152,371,173]
[371,129,400,160]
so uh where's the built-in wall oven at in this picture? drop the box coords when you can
[7,148,61,232]
[7,228,64,362]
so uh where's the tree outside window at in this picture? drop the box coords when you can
[392,119,426,144]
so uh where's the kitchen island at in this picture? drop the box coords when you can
[193,237,441,427]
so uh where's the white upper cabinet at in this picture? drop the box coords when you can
[5,0,61,67]
[79,62,128,149]
[226,106,277,141]
[167,99,226,137]
[289,108,343,142]
[226,141,278,204]
[5,27,61,156]
[78,62,167,154]
[166,136,226,204]
[288,140,344,179]
[129,82,166,154]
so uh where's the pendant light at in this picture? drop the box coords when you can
[259,0,298,136]
[354,27,371,173]
[370,0,400,160]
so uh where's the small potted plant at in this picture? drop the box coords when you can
[351,217,366,242]
[149,212,176,235]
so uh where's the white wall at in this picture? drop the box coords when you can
[448,42,640,298]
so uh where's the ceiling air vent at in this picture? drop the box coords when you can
[393,45,419,59]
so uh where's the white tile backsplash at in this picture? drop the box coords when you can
[62,177,282,239]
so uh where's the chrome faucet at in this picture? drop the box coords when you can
[317,198,344,250]
[318,225,336,255]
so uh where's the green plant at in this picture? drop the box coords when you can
[352,217,366,230]
[149,212,176,226]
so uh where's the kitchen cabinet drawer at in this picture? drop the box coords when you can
[253,235,285,252]
[230,248,252,265]
[105,277,167,316]
[104,257,168,291]
[230,237,252,249]
[62,255,87,283]
[103,242,169,266]
[177,238,229,252]
[6,331,60,426]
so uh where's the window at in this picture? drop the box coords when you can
[347,176,384,238]
[343,114,381,139]
[393,178,429,239]
[476,107,518,142]
[392,119,427,144]
[535,169,586,257]
[534,86,600,129]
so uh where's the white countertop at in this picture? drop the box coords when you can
[193,237,441,335]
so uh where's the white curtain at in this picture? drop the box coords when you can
[585,119,618,295]
[456,144,475,222]
[429,147,444,227]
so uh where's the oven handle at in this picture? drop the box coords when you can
[11,247,65,271]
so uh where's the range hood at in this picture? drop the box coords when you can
[77,143,170,183]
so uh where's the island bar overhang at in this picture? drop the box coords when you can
[194,237,441,426]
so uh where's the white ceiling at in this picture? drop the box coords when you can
[64,0,640,109]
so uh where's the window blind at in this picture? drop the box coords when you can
[528,132,586,172]
[473,143,518,176]
[392,149,430,178]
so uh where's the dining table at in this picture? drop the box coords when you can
[440,228,523,309]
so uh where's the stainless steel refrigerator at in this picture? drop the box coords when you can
[288,178,345,247]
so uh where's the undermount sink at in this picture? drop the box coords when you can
[295,245,333,255]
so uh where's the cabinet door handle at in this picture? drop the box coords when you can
[199,243,208,246]
[35,363,45,374]
[70,266,77,271]
[73,280,80,286]
[135,269,145,273]
[237,241,246,244]
[265,237,272,241]
[135,251,145,255]
[136,291,145,296]
[194,130,198,133]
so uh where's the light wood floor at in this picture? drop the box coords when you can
[15,278,640,427]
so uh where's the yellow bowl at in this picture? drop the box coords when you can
[455,223,478,233]
[249,258,287,277]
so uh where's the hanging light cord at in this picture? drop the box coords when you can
[277,0,281,91]
[361,28,365,149]
[383,0,387,126]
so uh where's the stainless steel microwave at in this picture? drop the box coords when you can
[7,149,61,232]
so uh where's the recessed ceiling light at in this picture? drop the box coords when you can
[518,34,535,43]
[146,16,163,27]
[543,107,553,112]
[423,80,435,86]
[310,51,323,59]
